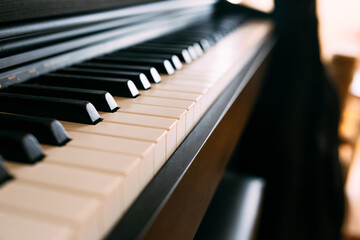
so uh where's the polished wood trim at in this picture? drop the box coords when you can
[105,33,275,240]
[141,40,272,240]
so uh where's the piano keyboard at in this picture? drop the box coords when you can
[0,18,272,240]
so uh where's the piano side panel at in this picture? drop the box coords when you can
[144,39,268,240]
[141,46,271,240]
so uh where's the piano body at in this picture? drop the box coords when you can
[0,0,275,239]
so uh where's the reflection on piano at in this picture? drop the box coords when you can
[0,0,274,239]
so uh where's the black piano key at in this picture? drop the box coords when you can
[38,73,139,98]
[0,92,101,125]
[7,84,118,112]
[94,56,175,75]
[182,29,223,43]
[147,40,204,57]
[0,156,13,185]
[74,62,162,83]
[0,113,69,146]
[138,43,199,60]
[57,67,151,90]
[158,35,213,50]
[109,52,183,70]
[125,46,192,64]
[0,130,44,164]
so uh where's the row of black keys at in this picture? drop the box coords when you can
[0,15,245,185]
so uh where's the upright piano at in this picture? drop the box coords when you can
[0,0,275,239]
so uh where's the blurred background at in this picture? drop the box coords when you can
[317,0,359,239]
[230,0,360,239]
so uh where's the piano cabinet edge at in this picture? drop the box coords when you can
[140,40,273,240]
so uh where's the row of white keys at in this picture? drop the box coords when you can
[0,21,273,240]
[1,145,146,240]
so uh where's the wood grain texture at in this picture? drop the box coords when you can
[141,50,270,240]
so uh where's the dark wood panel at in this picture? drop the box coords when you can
[105,33,275,240]
[141,42,271,240]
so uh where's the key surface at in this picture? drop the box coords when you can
[0,92,101,125]
[38,74,139,98]
[116,104,187,143]
[0,157,12,185]
[94,56,175,75]
[57,68,151,90]
[126,46,192,63]
[7,84,118,112]
[0,208,73,240]
[140,89,204,123]
[0,130,44,164]
[148,40,204,57]
[62,121,167,170]
[100,112,177,156]
[66,131,156,181]
[0,181,101,240]
[115,96,195,135]
[157,35,212,50]
[42,145,145,209]
[75,62,162,83]
[138,42,198,60]
[6,161,124,235]
[0,113,69,146]
[110,52,183,70]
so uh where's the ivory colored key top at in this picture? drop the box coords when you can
[115,96,195,135]
[157,79,214,88]
[6,161,123,235]
[0,181,101,240]
[140,89,204,123]
[100,112,177,157]
[162,73,220,83]
[0,208,74,240]
[66,131,155,181]
[152,83,208,95]
[151,84,218,114]
[42,145,143,210]
[61,121,167,170]
[116,104,187,143]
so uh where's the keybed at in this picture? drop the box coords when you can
[0,14,273,240]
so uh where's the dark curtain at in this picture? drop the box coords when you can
[220,0,345,239]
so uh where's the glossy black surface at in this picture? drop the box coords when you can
[38,73,139,98]
[94,56,175,75]
[7,84,119,112]
[0,113,69,146]
[0,92,101,124]
[57,67,151,90]
[0,130,44,164]
[0,156,12,185]
[75,62,162,83]
[109,52,183,70]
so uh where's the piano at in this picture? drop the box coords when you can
[0,0,275,239]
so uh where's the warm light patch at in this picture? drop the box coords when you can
[226,0,274,13]
[350,71,360,97]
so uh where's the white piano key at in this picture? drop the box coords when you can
[116,104,187,143]
[140,89,204,123]
[100,112,177,157]
[66,131,155,183]
[114,96,195,135]
[5,161,124,235]
[0,207,74,240]
[61,121,166,171]
[0,181,101,240]
[42,146,142,210]
[152,83,209,95]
